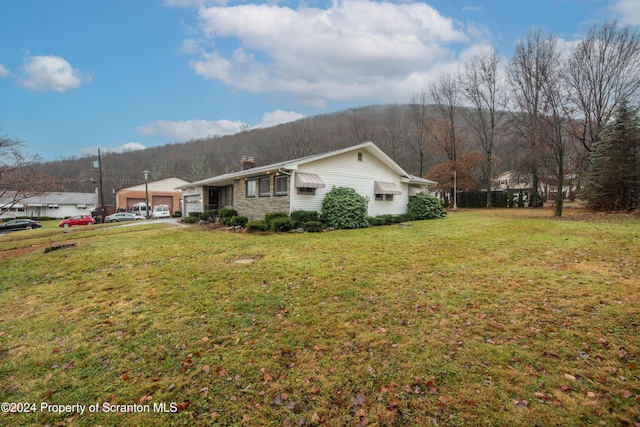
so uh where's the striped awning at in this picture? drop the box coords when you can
[295,173,325,188]
[374,181,402,195]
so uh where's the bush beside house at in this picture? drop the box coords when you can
[407,193,446,220]
[321,186,370,230]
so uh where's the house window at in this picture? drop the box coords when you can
[246,179,257,197]
[259,177,271,196]
[358,153,363,161]
[374,194,394,201]
[374,181,401,202]
[274,176,288,195]
[298,187,316,195]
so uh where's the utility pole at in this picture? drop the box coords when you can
[143,170,150,219]
[98,148,105,220]
[93,149,106,223]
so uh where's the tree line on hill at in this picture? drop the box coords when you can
[2,21,639,216]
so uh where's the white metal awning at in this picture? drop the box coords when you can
[374,181,402,195]
[295,173,325,188]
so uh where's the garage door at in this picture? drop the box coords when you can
[184,195,202,216]
[152,196,173,212]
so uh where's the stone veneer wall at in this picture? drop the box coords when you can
[233,177,290,220]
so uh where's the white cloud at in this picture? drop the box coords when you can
[611,0,640,25]
[136,119,247,140]
[19,55,91,92]
[257,110,305,128]
[179,38,204,55]
[0,64,9,77]
[79,142,146,156]
[182,0,484,106]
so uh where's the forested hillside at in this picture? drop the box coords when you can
[39,104,519,207]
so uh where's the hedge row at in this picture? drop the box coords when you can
[183,187,445,232]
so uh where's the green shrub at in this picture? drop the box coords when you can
[217,208,237,225]
[229,216,248,227]
[407,193,446,220]
[201,209,218,221]
[369,215,393,226]
[246,220,269,232]
[173,210,182,217]
[302,221,323,232]
[268,217,294,232]
[183,216,199,224]
[393,214,411,223]
[321,186,369,229]
[188,211,202,218]
[218,208,237,219]
[265,212,289,223]
[291,210,320,226]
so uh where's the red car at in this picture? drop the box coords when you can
[59,215,96,227]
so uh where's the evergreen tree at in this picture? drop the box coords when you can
[583,101,640,210]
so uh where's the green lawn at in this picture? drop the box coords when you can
[0,209,639,426]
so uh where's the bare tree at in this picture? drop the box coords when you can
[406,91,432,177]
[189,160,209,182]
[346,107,376,144]
[1,129,59,211]
[507,30,561,209]
[275,119,319,159]
[459,47,508,207]
[377,104,408,164]
[566,21,640,156]
[540,60,572,216]
[430,75,463,209]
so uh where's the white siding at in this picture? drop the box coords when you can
[290,149,409,216]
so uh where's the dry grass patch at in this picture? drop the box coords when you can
[1,210,639,426]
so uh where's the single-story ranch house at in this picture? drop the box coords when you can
[177,142,436,220]
[0,192,97,219]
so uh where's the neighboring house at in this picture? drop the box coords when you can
[0,192,97,219]
[177,142,436,220]
[492,170,578,200]
[116,177,190,215]
[492,170,546,194]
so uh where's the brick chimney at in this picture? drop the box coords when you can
[241,156,256,170]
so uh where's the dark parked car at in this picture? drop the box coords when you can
[104,212,145,223]
[0,219,42,233]
[59,215,96,227]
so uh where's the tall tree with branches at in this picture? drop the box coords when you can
[566,21,640,158]
[378,104,408,165]
[1,129,59,211]
[459,47,508,207]
[406,91,432,177]
[430,74,463,209]
[507,30,562,209]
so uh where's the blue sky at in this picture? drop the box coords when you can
[1,0,638,161]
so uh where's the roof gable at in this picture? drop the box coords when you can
[120,177,191,192]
